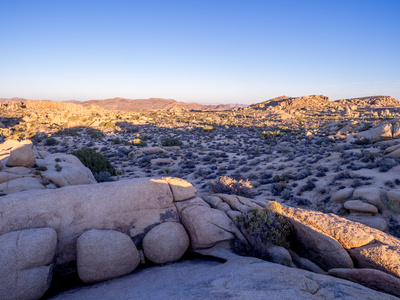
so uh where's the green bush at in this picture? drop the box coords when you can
[71,148,115,179]
[161,137,183,147]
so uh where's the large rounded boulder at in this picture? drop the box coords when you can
[142,222,189,264]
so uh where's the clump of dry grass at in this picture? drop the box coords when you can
[208,175,254,198]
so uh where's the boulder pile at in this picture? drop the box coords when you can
[0,140,96,195]
[1,177,400,299]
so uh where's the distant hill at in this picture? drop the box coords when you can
[0,97,246,112]
[0,97,28,103]
[249,95,331,111]
[73,97,241,111]
[249,95,399,112]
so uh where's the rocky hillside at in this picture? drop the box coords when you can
[247,95,400,119]
[335,96,400,108]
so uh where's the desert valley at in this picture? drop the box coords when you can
[1,95,400,299]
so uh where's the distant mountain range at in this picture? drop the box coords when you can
[0,97,246,111]
[1,95,398,112]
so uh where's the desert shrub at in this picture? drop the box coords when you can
[86,128,105,140]
[388,217,400,238]
[161,137,183,147]
[271,181,287,196]
[131,138,147,147]
[234,202,291,260]
[281,188,292,200]
[354,137,371,145]
[208,176,254,198]
[300,179,316,192]
[36,165,47,172]
[384,180,395,188]
[44,137,58,146]
[71,148,115,178]
[56,128,81,137]
[94,171,114,182]
[294,168,311,180]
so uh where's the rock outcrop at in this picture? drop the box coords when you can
[1,178,400,299]
[0,140,96,195]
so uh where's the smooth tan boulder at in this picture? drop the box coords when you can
[3,140,36,168]
[164,177,197,201]
[0,228,57,300]
[349,243,400,278]
[331,188,354,203]
[284,207,374,249]
[0,178,176,265]
[77,229,140,283]
[143,222,189,264]
[329,268,400,298]
[180,205,246,249]
[344,200,378,214]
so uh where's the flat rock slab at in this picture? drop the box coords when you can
[50,256,397,300]
[329,268,400,298]
[285,207,374,249]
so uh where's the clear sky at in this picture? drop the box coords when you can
[0,0,399,104]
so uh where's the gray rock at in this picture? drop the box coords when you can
[330,188,354,203]
[0,177,45,194]
[344,200,378,214]
[51,256,397,300]
[347,215,387,231]
[329,268,400,298]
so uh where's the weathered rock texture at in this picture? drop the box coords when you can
[0,178,179,264]
[0,228,57,300]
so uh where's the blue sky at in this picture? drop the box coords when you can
[0,0,399,104]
